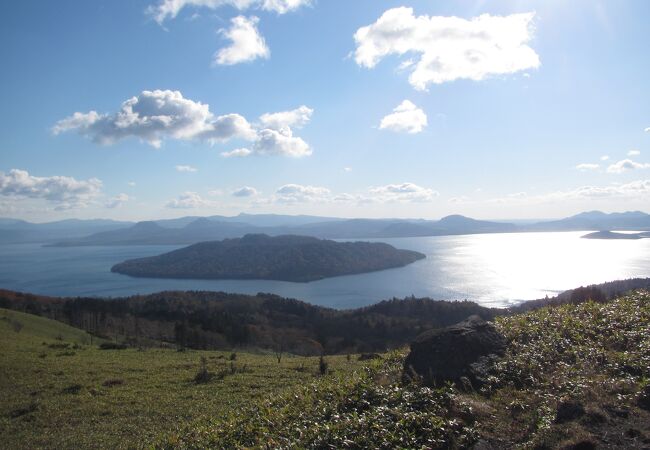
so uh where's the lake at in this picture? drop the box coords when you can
[1,231,649,309]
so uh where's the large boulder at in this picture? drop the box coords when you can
[403,315,506,387]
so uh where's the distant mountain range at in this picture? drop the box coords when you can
[0,210,648,246]
[111,234,426,282]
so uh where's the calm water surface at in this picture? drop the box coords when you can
[1,232,649,309]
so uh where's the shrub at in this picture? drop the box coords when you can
[194,357,212,384]
[318,355,328,376]
[99,342,127,350]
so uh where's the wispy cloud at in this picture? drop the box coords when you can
[105,193,130,209]
[606,159,650,174]
[576,163,599,171]
[147,0,311,24]
[165,191,215,209]
[175,165,198,173]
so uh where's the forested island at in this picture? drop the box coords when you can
[111,234,425,282]
[582,230,650,240]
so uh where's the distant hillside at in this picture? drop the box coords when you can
[0,289,497,355]
[49,214,518,246]
[111,234,426,282]
[582,230,650,239]
[3,210,649,246]
[529,210,650,231]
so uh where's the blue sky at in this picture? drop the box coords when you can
[0,0,649,222]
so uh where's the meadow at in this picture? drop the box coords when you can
[0,308,363,449]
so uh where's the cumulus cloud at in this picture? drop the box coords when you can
[147,0,310,24]
[176,165,198,172]
[259,105,313,130]
[645,127,650,132]
[0,169,102,209]
[53,90,256,148]
[275,184,330,203]
[252,127,311,157]
[232,186,258,197]
[218,105,313,158]
[379,100,427,134]
[354,7,540,90]
[606,159,650,174]
[368,182,438,202]
[600,155,610,161]
[165,191,214,209]
[215,16,269,65]
[54,90,313,156]
[576,163,599,171]
[105,193,130,209]
[628,149,641,156]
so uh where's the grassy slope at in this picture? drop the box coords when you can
[3,292,650,449]
[0,308,363,449]
[160,291,650,449]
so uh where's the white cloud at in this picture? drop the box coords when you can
[343,167,352,172]
[176,165,198,172]
[53,90,256,148]
[600,155,610,161]
[147,0,309,24]
[215,16,269,65]
[221,148,253,157]
[0,169,102,209]
[449,196,470,204]
[491,180,650,204]
[628,149,641,156]
[645,127,650,132]
[261,0,310,14]
[55,90,313,156]
[576,163,599,171]
[106,193,130,209]
[275,184,330,203]
[127,181,136,187]
[354,7,540,90]
[232,186,258,197]
[379,100,427,134]
[606,159,650,174]
[368,182,439,203]
[259,105,313,130]
[165,191,214,209]
[252,127,311,157]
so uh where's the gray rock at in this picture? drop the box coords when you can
[403,315,506,387]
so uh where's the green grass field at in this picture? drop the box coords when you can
[0,308,364,449]
[2,292,650,449]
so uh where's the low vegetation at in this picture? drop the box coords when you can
[159,291,650,448]
[2,290,649,448]
[0,308,364,449]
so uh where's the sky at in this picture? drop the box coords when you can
[0,0,649,222]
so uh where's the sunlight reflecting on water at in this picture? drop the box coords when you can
[428,232,650,307]
[0,232,649,309]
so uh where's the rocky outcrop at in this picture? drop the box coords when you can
[403,315,506,387]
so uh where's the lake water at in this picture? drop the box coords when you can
[1,231,649,309]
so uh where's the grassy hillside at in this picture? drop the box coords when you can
[159,291,650,449]
[0,308,364,449]
[2,292,649,449]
